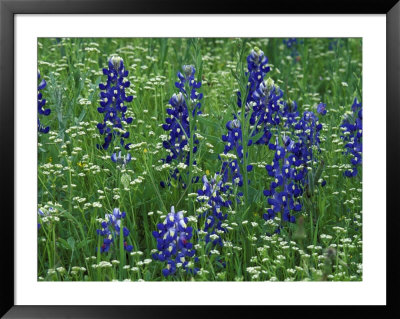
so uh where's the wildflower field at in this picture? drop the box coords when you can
[37,38,362,282]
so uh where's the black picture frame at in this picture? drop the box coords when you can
[1,0,398,318]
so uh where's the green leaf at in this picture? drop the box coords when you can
[249,129,267,145]
[308,169,315,194]
[77,239,92,250]
[121,173,131,189]
[197,116,222,132]
[57,238,71,251]
[313,159,325,185]
[77,108,86,123]
[67,237,75,250]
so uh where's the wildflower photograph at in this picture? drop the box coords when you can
[37,37,362,282]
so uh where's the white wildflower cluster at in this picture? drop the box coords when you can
[39,162,64,177]
[219,153,237,160]
[320,234,333,241]
[130,175,145,185]
[154,163,171,172]
[177,163,188,170]
[38,205,60,223]
[129,142,147,150]
[332,226,347,234]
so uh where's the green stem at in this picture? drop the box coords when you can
[310,204,314,243]
[119,218,125,281]
[143,154,167,213]
[183,81,196,207]
[240,103,249,207]
[52,224,56,268]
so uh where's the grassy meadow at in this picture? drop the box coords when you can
[37,38,362,281]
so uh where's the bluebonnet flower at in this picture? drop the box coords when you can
[250,78,284,145]
[161,65,202,188]
[317,102,327,116]
[111,151,131,167]
[38,209,42,229]
[175,65,203,112]
[263,109,325,229]
[162,92,193,164]
[37,71,50,134]
[197,174,231,247]
[291,110,326,189]
[283,38,302,60]
[220,159,245,189]
[223,49,278,193]
[283,38,298,49]
[278,99,300,128]
[341,98,362,177]
[220,119,245,195]
[292,111,323,163]
[263,137,304,226]
[97,56,133,151]
[237,47,270,109]
[152,206,198,277]
[328,38,344,51]
[220,49,273,194]
[96,208,133,253]
[37,206,55,229]
[222,119,243,158]
[96,221,113,253]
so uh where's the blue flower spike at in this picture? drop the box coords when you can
[97,56,133,151]
[341,98,362,178]
[160,64,203,188]
[152,206,198,277]
[111,151,132,167]
[96,208,133,254]
[37,71,51,134]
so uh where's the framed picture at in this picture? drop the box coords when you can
[1,0,398,317]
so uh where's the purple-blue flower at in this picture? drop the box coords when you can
[222,118,243,158]
[175,65,203,105]
[283,38,302,59]
[111,151,131,167]
[160,65,202,189]
[196,174,231,247]
[37,206,55,229]
[249,78,284,145]
[96,208,133,253]
[263,138,304,226]
[317,102,327,116]
[152,206,198,277]
[241,48,270,107]
[341,98,362,178]
[97,56,133,151]
[38,71,50,134]
[283,38,298,48]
